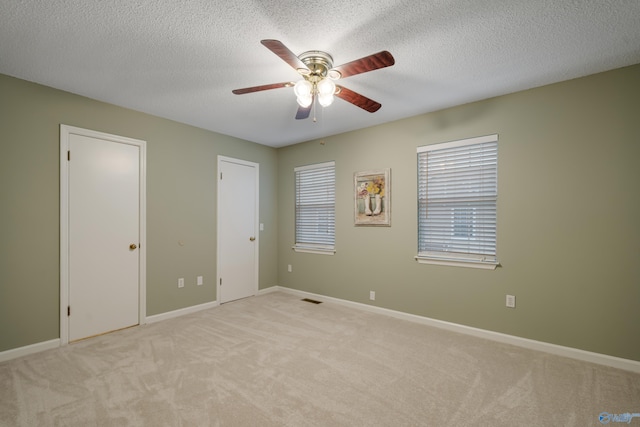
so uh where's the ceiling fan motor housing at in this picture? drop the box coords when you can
[297,51,336,82]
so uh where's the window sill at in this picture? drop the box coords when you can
[293,245,336,255]
[415,255,499,270]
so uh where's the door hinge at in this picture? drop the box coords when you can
[67,306,71,316]
[67,150,71,161]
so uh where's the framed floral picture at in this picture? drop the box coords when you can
[354,169,390,226]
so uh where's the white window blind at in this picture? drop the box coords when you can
[294,161,336,254]
[417,135,498,268]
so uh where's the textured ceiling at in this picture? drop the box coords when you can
[2,1,640,147]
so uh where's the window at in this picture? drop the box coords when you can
[416,135,498,269]
[293,161,336,255]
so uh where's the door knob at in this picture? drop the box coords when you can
[249,237,256,241]
[129,243,137,250]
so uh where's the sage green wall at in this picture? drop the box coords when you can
[2,64,639,361]
[0,74,278,352]
[277,64,640,362]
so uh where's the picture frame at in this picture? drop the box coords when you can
[354,169,391,226]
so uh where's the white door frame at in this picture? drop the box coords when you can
[59,125,147,345]
[216,155,259,303]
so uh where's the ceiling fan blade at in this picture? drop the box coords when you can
[295,95,314,120]
[261,39,310,73]
[335,86,382,113]
[331,51,395,79]
[295,104,312,120]
[232,82,293,95]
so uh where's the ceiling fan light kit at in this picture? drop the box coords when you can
[295,50,338,108]
[232,39,395,120]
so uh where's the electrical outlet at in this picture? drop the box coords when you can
[197,276,203,286]
[369,291,376,301]
[506,294,516,308]
[178,278,184,288]
[287,264,292,273]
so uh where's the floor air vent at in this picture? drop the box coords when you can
[301,298,322,304]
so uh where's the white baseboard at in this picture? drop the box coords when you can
[257,286,280,295]
[146,300,218,324]
[1,301,220,363]
[267,286,640,374]
[5,290,638,374]
[0,339,60,363]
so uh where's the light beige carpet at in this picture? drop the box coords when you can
[1,291,638,426]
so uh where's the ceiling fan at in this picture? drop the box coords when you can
[232,40,395,120]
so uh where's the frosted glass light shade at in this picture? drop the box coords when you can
[294,80,312,98]
[317,78,335,107]
[294,80,313,107]
[318,94,334,107]
[297,95,312,108]
[317,78,335,96]
[317,79,336,107]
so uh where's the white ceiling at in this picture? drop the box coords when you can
[2,1,640,148]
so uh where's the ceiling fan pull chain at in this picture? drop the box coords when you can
[313,97,317,123]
